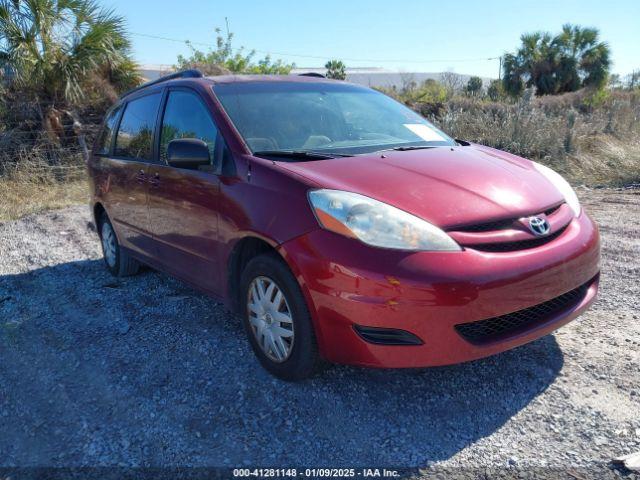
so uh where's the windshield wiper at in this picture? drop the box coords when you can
[375,145,438,153]
[253,150,351,160]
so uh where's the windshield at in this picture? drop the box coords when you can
[212,81,456,157]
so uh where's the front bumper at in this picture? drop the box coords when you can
[278,211,600,368]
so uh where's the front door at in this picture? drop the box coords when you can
[146,89,224,294]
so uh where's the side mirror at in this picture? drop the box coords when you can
[167,138,210,170]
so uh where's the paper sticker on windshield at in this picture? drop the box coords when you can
[403,123,446,142]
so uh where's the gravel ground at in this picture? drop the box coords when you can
[0,189,639,477]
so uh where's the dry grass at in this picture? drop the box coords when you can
[0,148,88,222]
[569,136,640,186]
[415,89,640,186]
[0,177,88,222]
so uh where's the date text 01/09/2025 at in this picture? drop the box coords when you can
[232,468,401,478]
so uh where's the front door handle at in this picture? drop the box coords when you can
[149,173,160,188]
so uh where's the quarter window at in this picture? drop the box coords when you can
[160,90,218,163]
[114,93,161,160]
[96,106,122,155]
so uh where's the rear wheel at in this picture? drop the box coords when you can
[240,253,323,381]
[98,213,140,277]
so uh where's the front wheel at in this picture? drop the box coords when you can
[240,253,324,381]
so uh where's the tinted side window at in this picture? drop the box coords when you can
[160,90,218,163]
[115,93,161,160]
[96,105,122,155]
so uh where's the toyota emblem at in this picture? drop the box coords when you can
[528,216,550,236]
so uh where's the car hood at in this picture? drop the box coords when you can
[276,144,565,228]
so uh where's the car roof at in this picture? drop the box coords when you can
[120,71,356,101]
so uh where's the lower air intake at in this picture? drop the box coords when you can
[354,325,423,345]
[454,278,594,344]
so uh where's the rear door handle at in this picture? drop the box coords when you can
[135,169,146,184]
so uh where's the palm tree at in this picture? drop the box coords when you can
[502,24,610,97]
[560,24,610,90]
[0,0,139,142]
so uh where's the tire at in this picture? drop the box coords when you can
[240,252,324,381]
[98,213,140,277]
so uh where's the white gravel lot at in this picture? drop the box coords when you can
[0,189,638,478]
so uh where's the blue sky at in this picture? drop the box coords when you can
[107,0,639,78]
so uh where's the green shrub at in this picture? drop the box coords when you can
[175,28,295,75]
[325,60,346,80]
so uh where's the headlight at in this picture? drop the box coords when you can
[533,163,581,217]
[308,189,461,251]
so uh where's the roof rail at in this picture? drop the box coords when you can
[120,69,203,99]
[298,72,325,78]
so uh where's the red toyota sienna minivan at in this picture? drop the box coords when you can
[87,70,600,380]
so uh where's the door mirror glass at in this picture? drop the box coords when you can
[167,138,211,170]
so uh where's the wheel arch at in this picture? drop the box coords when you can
[225,232,328,359]
[92,202,122,245]
[227,235,282,312]
[93,202,107,233]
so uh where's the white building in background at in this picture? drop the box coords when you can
[138,64,175,82]
[138,65,490,89]
[293,67,490,89]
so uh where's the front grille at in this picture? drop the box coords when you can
[454,279,592,344]
[544,204,562,216]
[454,218,516,233]
[470,226,567,252]
[451,203,565,234]
[353,325,423,345]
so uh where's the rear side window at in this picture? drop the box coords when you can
[96,106,121,155]
[114,93,162,160]
[160,90,218,163]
